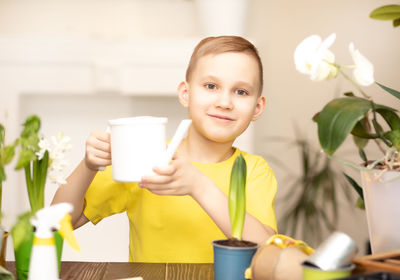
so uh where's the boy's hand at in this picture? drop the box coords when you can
[85,130,112,171]
[139,155,206,197]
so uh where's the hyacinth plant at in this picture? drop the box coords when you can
[11,115,71,249]
[229,154,247,241]
[294,33,400,208]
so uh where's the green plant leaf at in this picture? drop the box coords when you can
[36,151,49,211]
[20,115,41,138]
[384,130,400,148]
[2,145,15,165]
[0,167,5,182]
[344,92,355,97]
[377,82,400,99]
[15,149,36,169]
[358,148,368,162]
[11,211,34,250]
[376,108,400,131]
[317,97,396,154]
[353,135,369,150]
[356,197,365,210]
[351,119,378,139]
[370,5,400,20]
[343,172,364,200]
[394,18,400,27]
[0,124,4,144]
[317,97,374,155]
[229,154,247,240]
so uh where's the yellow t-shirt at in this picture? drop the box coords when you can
[83,148,277,263]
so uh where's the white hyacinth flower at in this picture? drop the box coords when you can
[48,132,72,185]
[37,132,72,185]
[294,33,338,81]
[349,43,375,86]
[36,138,50,160]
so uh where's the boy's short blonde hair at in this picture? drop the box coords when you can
[185,36,264,94]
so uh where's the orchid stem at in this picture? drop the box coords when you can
[338,69,370,99]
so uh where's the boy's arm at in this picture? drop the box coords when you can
[51,159,96,228]
[141,159,275,246]
[51,130,111,228]
[191,175,275,245]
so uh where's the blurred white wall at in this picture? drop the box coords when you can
[0,0,399,261]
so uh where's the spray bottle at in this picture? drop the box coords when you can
[28,202,80,280]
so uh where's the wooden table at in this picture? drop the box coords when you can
[5,261,214,280]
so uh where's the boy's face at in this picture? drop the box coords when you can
[179,52,266,144]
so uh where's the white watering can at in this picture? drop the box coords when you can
[107,116,192,182]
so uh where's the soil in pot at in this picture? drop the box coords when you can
[214,238,257,248]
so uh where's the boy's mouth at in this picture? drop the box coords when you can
[208,114,234,122]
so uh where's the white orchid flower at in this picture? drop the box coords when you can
[349,43,375,86]
[294,33,338,81]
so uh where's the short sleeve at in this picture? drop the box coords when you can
[84,166,129,225]
[245,155,278,233]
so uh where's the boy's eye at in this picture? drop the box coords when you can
[235,89,248,96]
[205,83,217,90]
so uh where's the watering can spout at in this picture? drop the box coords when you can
[160,119,192,166]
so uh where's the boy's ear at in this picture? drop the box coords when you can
[178,81,189,108]
[252,96,266,121]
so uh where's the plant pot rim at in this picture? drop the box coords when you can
[212,239,259,250]
[361,168,400,182]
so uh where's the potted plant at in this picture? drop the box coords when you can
[10,115,71,279]
[212,154,258,280]
[293,5,400,254]
[265,133,353,247]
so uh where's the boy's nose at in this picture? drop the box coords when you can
[215,91,233,109]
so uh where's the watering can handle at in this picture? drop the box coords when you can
[159,119,192,166]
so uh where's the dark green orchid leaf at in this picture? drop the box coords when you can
[351,119,378,139]
[377,82,400,99]
[370,5,400,20]
[344,92,355,97]
[376,108,400,130]
[317,97,396,154]
[359,148,368,162]
[312,112,320,123]
[317,97,373,155]
[343,172,364,200]
[394,18,400,27]
[384,130,400,148]
[353,135,369,150]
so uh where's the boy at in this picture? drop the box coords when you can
[52,36,277,263]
